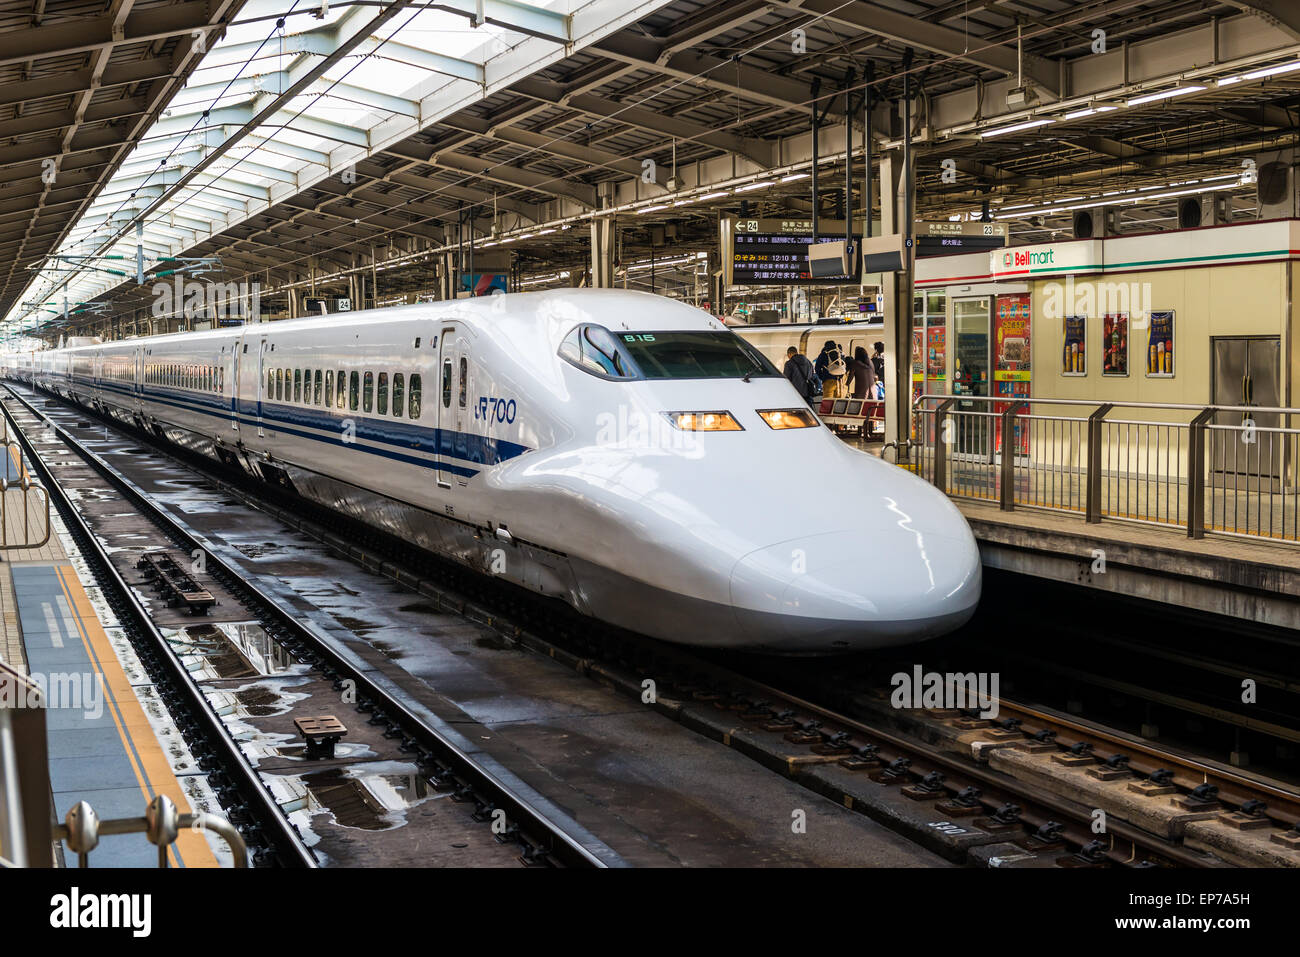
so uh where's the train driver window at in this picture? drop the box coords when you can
[392,373,404,416]
[377,373,388,415]
[294,369,302,402]
[441,359,451,408]
[457,359,466,408]
[558,324,637,379]
[325,370,334,406]
[349,371,359,411]
[409,374,421,419]
[336,369,347,409]
[363,372,373,413]
[314,370,322,405]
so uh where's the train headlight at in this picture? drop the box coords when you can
[663,411,743,432]
[757,408,818,430]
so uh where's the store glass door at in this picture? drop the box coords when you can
[952,297,992,461]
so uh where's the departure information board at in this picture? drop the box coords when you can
[723,218,855,285]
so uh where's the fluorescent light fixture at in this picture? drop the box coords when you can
[536,228,556,235]
[1243,59,1300,80]
[1217,75,1242,87]
[636,204,668,214]
[980,118,1053,138]
[780,172,810,182]
[1062,105,1119,120]
[697,191,730,200]
[1126,85,1204,106]
[734,180,773,192]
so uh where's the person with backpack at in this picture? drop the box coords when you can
[783,346,820,407]
[816,341,847,398]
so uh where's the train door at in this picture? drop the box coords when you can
[256,336,269,437]
[435,323,465,488]
[231,338,243,433]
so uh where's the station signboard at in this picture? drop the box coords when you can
[722,218,857,285]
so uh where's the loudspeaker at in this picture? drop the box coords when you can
[1178,197,1202,229]
[1255,151,1299,219]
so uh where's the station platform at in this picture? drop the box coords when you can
[0,446,218,867]
[953,498,1300,630]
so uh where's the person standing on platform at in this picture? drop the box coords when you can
[783,346,818,407]
[847,346,876,399]
[871,341,886,382]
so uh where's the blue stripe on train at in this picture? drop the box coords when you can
[57,375,530,479]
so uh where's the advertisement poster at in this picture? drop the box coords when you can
[1062,315,1086,375]
[994,294,1031,455]
[1102,313,1128,376]
[926,317,947,383]
[911,326,924,409]
[1147,311,1174,377]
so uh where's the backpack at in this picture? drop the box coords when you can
[826,348,847,377]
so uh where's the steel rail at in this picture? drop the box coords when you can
[2,382,611,869]
[0,388,318,868]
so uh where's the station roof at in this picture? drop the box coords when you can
[8,0,1300,336]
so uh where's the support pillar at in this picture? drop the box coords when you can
[879,148,914,451]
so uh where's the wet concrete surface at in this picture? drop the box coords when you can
[31,393,946,867]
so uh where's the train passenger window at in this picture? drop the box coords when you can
[349,371,359,411]
[276,368,284,401]
[314,370,322,405]
[336,370,346,409]
[363,372,373,413]
[267,370,273,396]
[409,374,421,419]
[377,373,388,415]
[441,360,451,408]
[294,369,302,403]
[325,370,333,406]
[457,359,466,408]
[392,374,404,416]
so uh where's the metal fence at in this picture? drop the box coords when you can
[910,394,1300,543]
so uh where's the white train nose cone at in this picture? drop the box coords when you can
[729,517,981,651]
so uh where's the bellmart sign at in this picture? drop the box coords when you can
[990,240,1102,279]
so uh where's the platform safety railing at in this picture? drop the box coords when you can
[912,394,1300,543]
[0,408,51,550]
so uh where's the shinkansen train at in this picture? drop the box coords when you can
[3,289,980,652]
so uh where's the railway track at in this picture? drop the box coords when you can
[1,383,613,868]
[10,378,1299,866]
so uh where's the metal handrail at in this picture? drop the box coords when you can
[917,393,1300,416]
[909,393,1300,543]
[53,796,248,868]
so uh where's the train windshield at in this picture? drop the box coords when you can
[615,332,779,380]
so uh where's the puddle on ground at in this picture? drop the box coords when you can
[172,621,296,678]
[234,542,283,558]
[278,762,437,831]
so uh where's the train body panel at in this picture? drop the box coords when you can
[5,289,979,652]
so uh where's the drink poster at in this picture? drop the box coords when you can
[994,294,1032,455]
[926,316,947,383]
[1147,311,1174,377]
[1103,313,1128,376]
[1062,315,1086,376]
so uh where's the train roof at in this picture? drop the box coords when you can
[27,289,723,354]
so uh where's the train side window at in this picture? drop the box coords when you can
[294,369,302,403]
[363,371,373,413]
[278,368,285,401]
[267,370,273,396]
[377,373,388,415]
[314,370,322,405]
[392,373,404,416]
[441,360,451,408]
[325,370,333,406]
[336,370,346,409]
[457,359,466,408]
[409,374,421,419]
[349,371,359,411]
